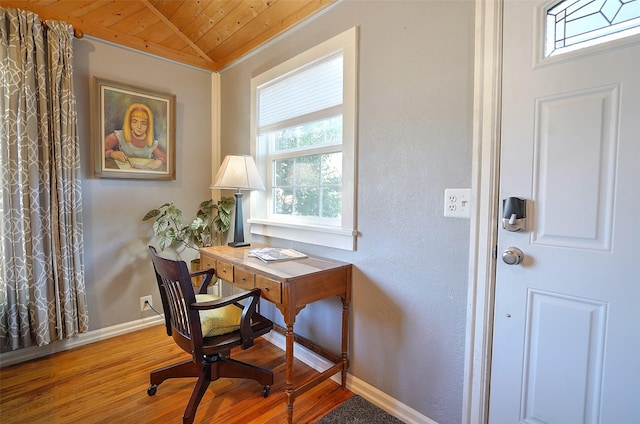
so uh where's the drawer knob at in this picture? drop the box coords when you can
[263,287,270,292]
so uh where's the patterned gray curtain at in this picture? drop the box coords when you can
[0,8,88,352]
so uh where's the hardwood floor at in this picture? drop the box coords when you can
[0,325,353,423]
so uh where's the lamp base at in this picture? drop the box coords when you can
[228,241,250,248]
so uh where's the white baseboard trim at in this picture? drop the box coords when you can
[0,315,164,368]
[262,331,437,424]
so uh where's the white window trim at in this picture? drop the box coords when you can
[249,27,358,250]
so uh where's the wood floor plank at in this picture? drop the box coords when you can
[0,325,353,423]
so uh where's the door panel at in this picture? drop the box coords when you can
[489,1,640,423]
[521,290,608,423]
[532,85,618,250]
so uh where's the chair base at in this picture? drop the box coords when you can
[148,355,273,424]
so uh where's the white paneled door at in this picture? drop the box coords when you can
[489,1,640,423]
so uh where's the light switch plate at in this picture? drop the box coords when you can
[444,188,471,218]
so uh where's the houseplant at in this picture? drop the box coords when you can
[142,197,235,252]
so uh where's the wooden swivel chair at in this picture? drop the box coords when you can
[147,246,274,424]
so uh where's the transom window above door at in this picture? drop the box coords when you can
[544,0,640,57]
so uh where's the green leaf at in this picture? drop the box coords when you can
[158,231,175,250]
[142,209,160,221]
[190,217,206,230]
[219,196,235,213]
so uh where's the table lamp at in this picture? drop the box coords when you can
[211,155,265,247]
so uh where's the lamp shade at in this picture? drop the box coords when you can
[210,155,265,191]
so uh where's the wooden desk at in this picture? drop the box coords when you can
[199,245,352,423]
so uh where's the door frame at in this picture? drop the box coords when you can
[462,0,503,422]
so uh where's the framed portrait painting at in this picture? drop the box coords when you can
[92,77,176,180]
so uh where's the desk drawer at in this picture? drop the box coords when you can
[200,255,215,270]
[234,267,255,290]
[256,275,282,304]
[216,260,234,282]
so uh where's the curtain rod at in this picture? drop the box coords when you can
[41,21,84,39]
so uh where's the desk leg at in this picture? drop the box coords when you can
[285,322,295,424]
[341,295,349,387]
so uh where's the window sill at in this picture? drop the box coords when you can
[248,219,356,251]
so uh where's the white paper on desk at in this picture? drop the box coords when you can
[248,248,307,263]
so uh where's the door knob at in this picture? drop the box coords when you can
[502,247,524,265]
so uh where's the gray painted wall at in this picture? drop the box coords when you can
[54,1,475,423]
[72,38,214,329]
[219,1,475,423]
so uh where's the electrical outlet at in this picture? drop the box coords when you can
[140,295,152,312]
[444,188,471,218]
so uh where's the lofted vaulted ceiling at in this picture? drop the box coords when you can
[2,0,336,71]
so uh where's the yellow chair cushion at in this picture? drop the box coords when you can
[195,294,242,337]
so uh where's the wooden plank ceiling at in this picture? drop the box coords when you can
[2,0,336,71]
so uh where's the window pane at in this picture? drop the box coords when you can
[294,187,320,217]
[274,158,293,186]
[295,155,321,186]
[322,187,342,218]
[274,187,293,215]
[321,152,342,185]
[273,116,342,152]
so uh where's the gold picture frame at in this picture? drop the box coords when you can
[92,77,176,180]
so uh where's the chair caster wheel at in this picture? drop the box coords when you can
[147,385,158,396]
[262,385,271,398]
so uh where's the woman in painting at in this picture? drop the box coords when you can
[104,103,167,170]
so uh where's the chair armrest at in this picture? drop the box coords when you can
[191,288,265,348]
[189,268,215,294]
[190,288,261,311]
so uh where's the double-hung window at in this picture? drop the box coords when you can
[249,27,358,250]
